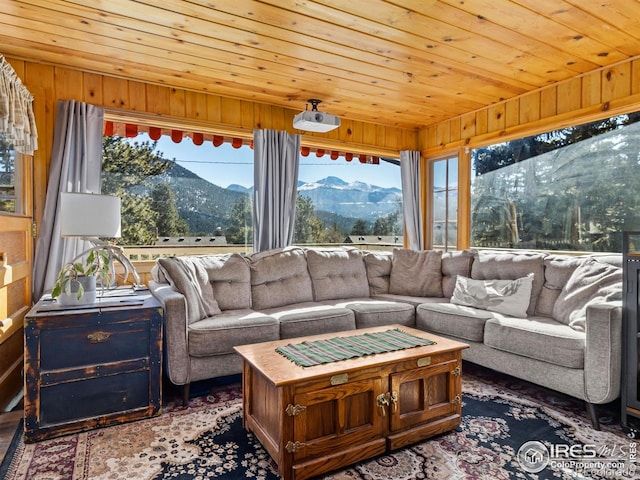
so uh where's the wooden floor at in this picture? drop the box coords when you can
[0,410,22,461]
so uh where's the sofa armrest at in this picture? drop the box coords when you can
[584,302,622,404]
[149,280,190,386]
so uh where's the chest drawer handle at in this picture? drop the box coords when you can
[87,331,111,343]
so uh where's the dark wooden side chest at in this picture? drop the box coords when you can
[23,290,163,442]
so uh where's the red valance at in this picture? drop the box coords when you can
[103,121,380,163]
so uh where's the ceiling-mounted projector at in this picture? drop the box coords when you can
[293,99,341,132]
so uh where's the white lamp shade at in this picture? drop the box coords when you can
[59,192,121,238]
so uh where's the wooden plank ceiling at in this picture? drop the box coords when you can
[1,0,640,129]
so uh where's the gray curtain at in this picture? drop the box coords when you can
[400,150,424,250]
[253,129,301,252]
[32,100,104,299]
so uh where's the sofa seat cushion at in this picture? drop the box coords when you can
[484,316,585,369]
[320,298,415,328]
[416,303,495,342]
[372,293,450,307]
[188,310,279,357]
[262,302,356,339]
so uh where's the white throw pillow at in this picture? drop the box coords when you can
[450,274,534,318]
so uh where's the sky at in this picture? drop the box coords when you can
[135,134,402,190]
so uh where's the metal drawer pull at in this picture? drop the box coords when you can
[285,441,305,453]
[87,331,111,343]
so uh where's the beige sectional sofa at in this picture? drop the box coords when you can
[149,246,622,429]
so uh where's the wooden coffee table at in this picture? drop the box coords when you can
[234,324,469,480]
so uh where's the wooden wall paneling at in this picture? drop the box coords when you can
[24,62,55,228]
[375,125,386,152]
[475,109,488,136]
[103,75,130,110]
[422,125,437,150]
[270,104,287,131]
[362,122,377,148]
[487,104,506,133]
[348,120,364,146]
[602,63,631,103]
[460,112,476,139]
[145,84,172,116]
[449,117,461,143]
[557,78,581,114]
[127,80,147,112]
[633,59,640,95]
[540,87,557,119]
[207,95,222,123]
[220,97,242,127]
[340,118,355,145]
[253,102,271,130]
[519,91,540,124]
[436,122,450,147]
[185,91,208,122]
[581,70,602,108]
[84,72,104,106]
[240,100,255,129]
[55,67,83,102]
[169,87,186,118]
[402,128,418,151]
[505,99,520,128]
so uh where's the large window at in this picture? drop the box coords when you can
[471,112,640,252]
[102,130,402,252]
[432,156,458,251]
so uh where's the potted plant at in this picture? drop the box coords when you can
[51,247,112,305]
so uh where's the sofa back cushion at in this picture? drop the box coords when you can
[157,256,222,324]
[552,258,622,331]
[471,250,545,315]
[305,247,370,301]
[249,247,314,310]
[442,250,475,298]
[389,249,443,298]
[363,251,393,295]
[535,255,583,317]
[207,253,252,310]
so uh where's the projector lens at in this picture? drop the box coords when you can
[314,113,324,122]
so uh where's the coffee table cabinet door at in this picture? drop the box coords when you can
[291,377,386,461]
[389,359,461,432]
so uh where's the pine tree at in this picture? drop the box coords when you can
[101,136,174,245]
[150,183,189,236]
[350,219,371,236]
[225,195,253,244]
[294,194,324,244]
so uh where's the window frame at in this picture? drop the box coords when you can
[427,152,460,251]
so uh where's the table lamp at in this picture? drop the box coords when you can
[59,192,141,290]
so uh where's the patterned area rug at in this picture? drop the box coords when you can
[1,363,633,480]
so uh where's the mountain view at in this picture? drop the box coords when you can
[150,163,402,236]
